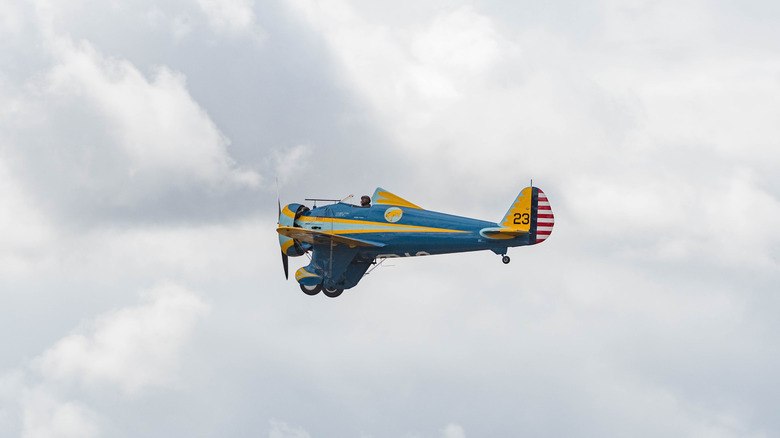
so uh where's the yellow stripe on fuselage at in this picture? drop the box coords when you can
[297,215,469,234]
[324,228,468,235]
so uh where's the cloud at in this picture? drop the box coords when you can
[441,423,465,438]
[0,154,52,278]
[169,13,195,41]
[269,420,311,438]
[0,282,210,436]
[0,0,26,37]
[21,389,100,438]
[284,0,607,193]
[565,166,780,269]
[0,3,263,224]
[288,0,780,176]
[270,144,313,186]
[52,220,268,286]
[287,1,510,118]
[195,0,263,41]
[45,39,260,193]
[37,282,210,394]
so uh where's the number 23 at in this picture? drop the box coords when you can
[513,213,530,225]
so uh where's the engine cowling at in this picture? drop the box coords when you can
[278,203,311,257]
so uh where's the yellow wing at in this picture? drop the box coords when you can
[277,226,385,248]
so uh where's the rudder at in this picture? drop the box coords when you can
[532,188,554,244]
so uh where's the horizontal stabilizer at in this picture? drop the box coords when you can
[479,227,530,240]
[277,226,386,248]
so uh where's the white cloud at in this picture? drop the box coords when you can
[171,13,195,41]
[44,39,260,193]
[21,389,100,438]
[0,2,265,221]
[57,220,267,283]
[410,7,502,86]
[37,282,210,394]
[284,0,588,189]
[195,0,263,41]
[269,420,311,438]
[566,167,780,268]
[288,1,509,121]
[0,153,53,278]
[441,423,465,438]
[0,370,26,435]
[0,282,210,435]
[271,144,313,185]
[0,0,26,37]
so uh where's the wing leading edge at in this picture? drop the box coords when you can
[277,226,385,248]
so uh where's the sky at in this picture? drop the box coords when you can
[1,0,779,437]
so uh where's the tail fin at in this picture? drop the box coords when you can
[497,187,554,244]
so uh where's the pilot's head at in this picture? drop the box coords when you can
[361,195,371,207]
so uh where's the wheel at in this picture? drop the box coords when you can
[322,287,344,298]
[300,283,322,295]
[501,255,510,264]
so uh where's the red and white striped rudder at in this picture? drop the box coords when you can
[533,188,554,244]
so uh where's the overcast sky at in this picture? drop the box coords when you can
[1,0,779,437]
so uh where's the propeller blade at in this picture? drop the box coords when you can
[277,177,288,280]
[281,250,289,280]
[276,177,281,222]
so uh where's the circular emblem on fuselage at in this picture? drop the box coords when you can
[384,207,403,223]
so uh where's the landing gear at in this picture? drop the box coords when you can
[299,283,343,297]
[322,287,344,298]
[300,283,322,295]
[502,255,511,264]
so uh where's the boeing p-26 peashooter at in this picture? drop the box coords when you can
[277,186,554,298]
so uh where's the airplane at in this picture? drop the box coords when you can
[277,186,554,297]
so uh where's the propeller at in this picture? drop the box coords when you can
[278,180,289,280]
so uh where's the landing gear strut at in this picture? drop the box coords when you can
[502,255,511,264]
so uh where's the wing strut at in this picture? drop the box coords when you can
[329,217,334,278]
[364,257,390,276]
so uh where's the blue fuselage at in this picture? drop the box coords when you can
[296,202,531,261]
